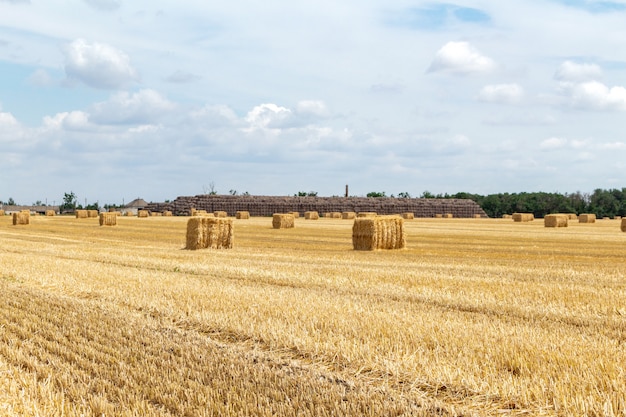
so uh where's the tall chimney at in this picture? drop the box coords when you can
[345,184,349,198]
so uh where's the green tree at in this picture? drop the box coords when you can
[7,197,15,205]
[61,192,77,213]
[366,191,386,198]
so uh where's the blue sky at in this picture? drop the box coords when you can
[1,0,626,205]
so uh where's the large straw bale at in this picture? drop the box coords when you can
[236,211,250,219]
[12,211,30,225]
[99,212,117,226]
[357,212,376,218]
[342,212,356,220]
[544,214,569,228]
[138,210,150,218]
[304,211,319,220]
[353,216,406,251]
[579,213,596,223]
[402,213,415,220]
[185,217,234,250]
[76,210,88,219]
[513,213,534,222]
[87,210,99,218]
[45,210,55,216]
[273,213,295,229]
[621,218,626,232]
[214,211,228,218]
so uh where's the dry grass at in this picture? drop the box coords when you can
[1,215,626,416]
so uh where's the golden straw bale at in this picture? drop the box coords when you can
[304,211,319,220]
[236,211,250,219]
[87,210,99,218]
[567,213,578,220]
[401,213,415,220]
[163,211,173,217]
[190,208,197,216]
[353,215,406,251]
[544,214,569,228]
[357,212,376,218]
[214,211,228,218]
[194,210,212,217]
[324,213,332,218]
[444,213,453,218]
[290,211,300,218]
[342,212,356,220]
[45,210,55,216]
[513,213,534,222]
[579,214,596,223]
[12,211,30,225]
[124,211,133,217]
[99,212,117,226]
[621,218,626,232]
[185,217,233,250]
[502,214,512,219]
[435,214,443,218]
[138,210,150,218]
[273,213,295,229]
[150,212,162,217]
[76,210,88,219]
[0,210,4,216]
[473,214,481,219]
[331,212,343,219]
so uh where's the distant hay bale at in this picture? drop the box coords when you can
[150,212,162,217]
[273,213,295,229]
[621,218,626,232]
[0,210,5,216]
[236,211,250,219]
[214,211,228,218]
[87,210,99,218]
[45,210,55,216]
[402,213,415,220]
[502,214,513,219]
[357,212,376,218]
[544,214,569,228]
[603,217,610,220]
[190,208,197,216]
[76,210,88,219]
[579,214,596,223]
[473,214,481,218]
[566,213,578,220]
[185,217,234,250]
[331,212,343,219]
[138,210,150,218]
[194,210,212,217]
[163,211,173,217]
[352,216,406,251]
[324,213,332,218]
[513,213,534,222]
[124,211,133,217]
[304,211,319,220]
[290,211,300,218]
[435,214,443,218]
[342,212,356,220]
[444,213,453,218]
[12,211,30,225]
[99,212,117,226]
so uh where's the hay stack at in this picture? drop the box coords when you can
[138,210,150,218]
[273,213,295,229]
[357,212,376,218]
[185,217,233,250]
[513,213,534,222]
[150,212,162,217]
[190,208,197,216]
[193,210,211,217]
[124,211,133,217]
[12,211,30,225]
[342,212,356,220]
[163,211,173,217]
[579,214,596,223]
[304,211,319,220]
[353,216,406,251]
[331,212,343,219]
[502,214,512,219]
[45,210,55,216]
[99,212,117,226]
[621,218,626,232]
[76,210,88,219]
[236,211,250,219]
[87,210,99,218]
[544,214,569,228]
[402,213,415,220]
[435,214,443,218]
[290,211,300,218]
[566,213,578,220]
[473,214,481,219]
[0,210,4,216]
[444,213,453,218]
[214,211,228,218]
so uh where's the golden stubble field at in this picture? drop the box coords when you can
[0,214,625,416]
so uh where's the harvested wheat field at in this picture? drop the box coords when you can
[1,215,625,416]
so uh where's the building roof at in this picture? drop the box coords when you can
[125,198,148,208]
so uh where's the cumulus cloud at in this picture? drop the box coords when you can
[89,89,176,124]
[478,83,524,104]
[296,100,329,118]
[555,61,603,82]
[83,0,120,11]
[540,137,568,150]
[190,104,239,127]
[427,41,495,75]
[63,39,138,89]
[44,111,91,131]
[568,80,626,111]
[244,103,292,131]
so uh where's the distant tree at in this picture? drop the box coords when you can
[397,192,412,198]
[203,182,217,195]
[295,191,318,197]
[229,189,238,196]
[33,200,43,206]
[420,191,435,198]
[7,197,15,205]
[367,191,386,198]
[60,192,77,213]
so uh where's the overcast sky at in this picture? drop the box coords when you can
[1,0,626,205]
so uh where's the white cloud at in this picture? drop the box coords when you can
[296,100,329,118]
[599,141,626,150]
[28,68,54,87]
[191,105,239,127]
[555,61,603,82]
[478,84,524,104]
[63,39,138,89]
[427,41,496,75]
[83,0,120,11]
[90,89,176,124]
[43,111,90,131]
[244,103,292,131]
[540,137,568,150]
[569,80,626,111]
